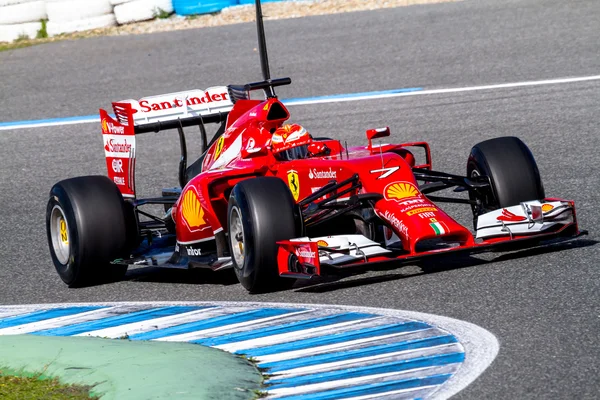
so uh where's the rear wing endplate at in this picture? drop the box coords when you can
[100,86,234,198]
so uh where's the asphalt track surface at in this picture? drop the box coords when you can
[0,0,598,398]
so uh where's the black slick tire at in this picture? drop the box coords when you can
[46,175,136,287]
[227,177,298,293]
[467,136,545,227]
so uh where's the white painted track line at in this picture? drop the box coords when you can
[1,74,598,131]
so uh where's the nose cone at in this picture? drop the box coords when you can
[375,195,474,253]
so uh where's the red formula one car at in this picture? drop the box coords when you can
[46,1,584,293]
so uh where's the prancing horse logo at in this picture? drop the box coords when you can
[287,170,300,201]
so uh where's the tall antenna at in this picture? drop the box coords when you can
[255,0,275,97]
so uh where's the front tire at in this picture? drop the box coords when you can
[228,177,298,293]
[467,136,545,227]
[46,176,136,287]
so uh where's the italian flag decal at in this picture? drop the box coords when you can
[429,218,449,235]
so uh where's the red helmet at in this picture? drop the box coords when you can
[271,124,312,160]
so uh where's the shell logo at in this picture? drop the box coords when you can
[541,204,554,213]
[181,190,206,228]
[385,181,420,201]
[316,240,328,247]
[101,119,108,134]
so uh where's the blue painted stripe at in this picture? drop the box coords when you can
[0,307,104,329]
[282,87,423,105]
[129,308,304,341]
[266,352,464,389]
[259,334,458,372]
[32,306,203,336]
[237,321,431,357]
[0,114,99,128]
[0,88,423,129]
[273,373,452,400]
[191,312,376,347]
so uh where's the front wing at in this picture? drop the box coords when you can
[277,199,584,279]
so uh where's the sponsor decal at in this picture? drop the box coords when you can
[181,189,207,229]
[385,181,420,201]
[429,218,449,235]
[59,219,68,244]
[399,199,430,213]
[296,248,316,259]
[214,136,225,160]
[112,159,123,173]
[186,247,202,256]
[308,168,337,180]
[406,207,438,216]
[113,176,125,186]
[399,198,427,206]
[104,138,132,154]
[497,209,527,222]
[287,170,300,201]
[316,240,328,247]
[370,166,400,179]
[137,92,229,113]
[263,103,270,111]
[101,118,124,135]
[417,211,437,219]
[382,210,409,238]
[541,204,554,213]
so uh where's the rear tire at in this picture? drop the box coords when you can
[46,176,136,287]
[467,136,545,227]
[228,177,298,293]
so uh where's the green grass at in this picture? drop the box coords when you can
[37,19,49,39]
[154,7,172,19]
[0,368,98,400]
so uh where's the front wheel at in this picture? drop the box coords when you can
[46,176,137,287]
[467,136,545,228]
[228,177,298,293]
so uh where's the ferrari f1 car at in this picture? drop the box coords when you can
[46,0,584,293]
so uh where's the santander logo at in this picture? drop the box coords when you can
[308,168,337,180]
[136,91,229,113]
[105,138,132,153]
[296,249,316,258]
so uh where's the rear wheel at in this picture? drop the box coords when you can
[467,136,545,227]
[228,177,298,293]
[46,176,137,287]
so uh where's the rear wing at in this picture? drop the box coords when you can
[100,86,234,198]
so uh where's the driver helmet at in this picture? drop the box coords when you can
[271,124,312,160]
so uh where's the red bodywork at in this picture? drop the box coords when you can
[100,96,581,279]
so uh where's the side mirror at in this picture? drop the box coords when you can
[366,127,390,150]
[307,142,330,157]
[241,146,268,159]
[366,127,390,140]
